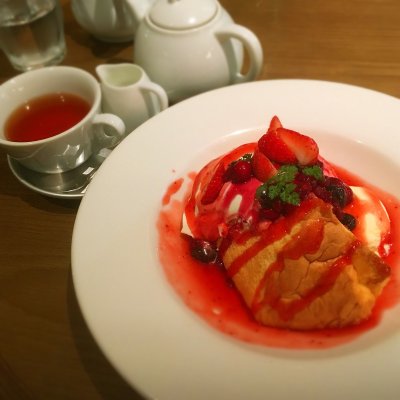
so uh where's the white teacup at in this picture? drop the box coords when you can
[0,66,125,174]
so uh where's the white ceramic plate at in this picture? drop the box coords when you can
[72,80,400,400]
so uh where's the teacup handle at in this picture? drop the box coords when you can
[216,24,263,83]
[92,113,126,152]
[139,81,169,112]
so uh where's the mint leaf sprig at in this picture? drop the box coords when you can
[302,164,323,181]
[255,164,323,208]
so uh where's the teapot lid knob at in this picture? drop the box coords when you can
[149,0,218,30]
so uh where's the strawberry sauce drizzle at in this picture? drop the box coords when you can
[157,164,400,350]
[258,240,358,321]
[226,197,320,278]
[162,178,184,206]
[228,197,361,321]
[253,216,326,318]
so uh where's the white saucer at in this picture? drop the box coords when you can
[8,149,111,199]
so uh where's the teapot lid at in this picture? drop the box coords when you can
[149,0,218,30]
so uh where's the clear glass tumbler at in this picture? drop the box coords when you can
[0,0,66,71]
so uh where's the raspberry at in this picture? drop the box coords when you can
[294,172,314,198]
[230,160,252,183]
[313,185,332,203]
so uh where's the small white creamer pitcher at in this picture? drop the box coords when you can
[96,63,169,134]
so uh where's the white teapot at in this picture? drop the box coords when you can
[133,0,263,103]
[71,0,155,42]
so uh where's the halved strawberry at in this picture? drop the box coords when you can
[258,130,297,164]
[277,127,319,165]
[268,115,282,132]
[200,162,226,205]
[252,148,277,182]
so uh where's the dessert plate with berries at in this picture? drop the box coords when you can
[72,79,400,400]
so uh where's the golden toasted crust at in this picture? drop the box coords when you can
[222,200,390,330]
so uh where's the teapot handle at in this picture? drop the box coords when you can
[216,24,263,83]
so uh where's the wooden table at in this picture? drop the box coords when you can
[1,0,400,398]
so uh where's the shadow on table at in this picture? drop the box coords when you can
[0,148,81,213]
[64,18,133,61]
[66,269,145,400]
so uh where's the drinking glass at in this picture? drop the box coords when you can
[0,0,66,71]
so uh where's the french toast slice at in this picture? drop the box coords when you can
[222,196,391,330]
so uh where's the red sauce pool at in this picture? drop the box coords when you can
[157,167,400,349]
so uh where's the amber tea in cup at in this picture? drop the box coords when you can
[5,92,91,142]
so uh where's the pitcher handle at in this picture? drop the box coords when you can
[92,113,126,152]
[216,24,263,83]
[139,81,169,112]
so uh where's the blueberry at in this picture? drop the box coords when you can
[340,213,357,231]
[190,239,217,264]
[328,185,347,208]
[324,177,353,207]
[256,185,273,209]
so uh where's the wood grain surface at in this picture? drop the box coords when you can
[1,0,400,399]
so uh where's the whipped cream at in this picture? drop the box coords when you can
[350,186,390,256]
[181,178,259,239]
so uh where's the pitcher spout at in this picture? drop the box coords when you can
[95,64,110,85]
[95,63,141,88]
